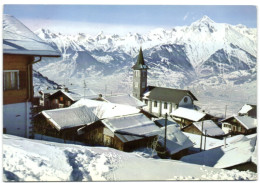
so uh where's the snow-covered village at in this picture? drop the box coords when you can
[2,4,258,181]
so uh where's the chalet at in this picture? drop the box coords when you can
[157,124,193,160]
[3,14,60,137]
[221,115,257,135]
[238,104,257,118]
[34,105,99,141]
[78,113,161,151]
[182,120,225,139]
[103,94,146,109]
[48,90,79,109]
[132,48,198,117]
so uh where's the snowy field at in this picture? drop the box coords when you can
[3,134,257,181]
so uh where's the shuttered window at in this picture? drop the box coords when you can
[3,70,19,90]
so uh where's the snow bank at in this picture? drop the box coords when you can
[3,134,257,181]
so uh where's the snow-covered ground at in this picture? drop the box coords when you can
[3,134,257,181]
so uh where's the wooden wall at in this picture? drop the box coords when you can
[3,54,34,105]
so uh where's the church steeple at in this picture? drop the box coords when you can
[132,47,148,70]
[132,47,148,100]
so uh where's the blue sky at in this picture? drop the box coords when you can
[4,5,257,35]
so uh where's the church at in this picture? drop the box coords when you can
[132,48,198,117]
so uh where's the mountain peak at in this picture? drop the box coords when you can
[196,15,215,24]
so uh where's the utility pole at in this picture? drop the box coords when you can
[164,113,168,152]
[200,121,204,152]
[204,130,207,151]
[225,105,228,118]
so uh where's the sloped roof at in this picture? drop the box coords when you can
[102,113,161,143]
[158,124,193,155]
[238,104,256,115]
[132,47,148,70]
[171,107,206,122]
[144,86,198,103]
[234,116,257,130]
[104,94,146,108]
[71,98,140,119]
[193,120,225,137]
[49,90,77,102]
[42,106,99,131]
[3,14,60,57]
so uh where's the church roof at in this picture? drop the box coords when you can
[143,86,198,104]
[132,47,148,70]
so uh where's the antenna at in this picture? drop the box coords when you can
[83,80,87,99]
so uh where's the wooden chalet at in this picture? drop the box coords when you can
[78,113,161,152]
[238,104,257,118]
[221,115,257,135]
[3,14,60,137]
[182,120,225,139]
[34,105,99,142]
[48,90,78,109]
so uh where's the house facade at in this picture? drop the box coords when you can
[132,47,198,117]
[221,115,257,135]
[3,14,60,137]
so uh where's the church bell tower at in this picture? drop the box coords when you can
[132,47,148,100]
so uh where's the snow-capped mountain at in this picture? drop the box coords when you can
[33,15,257,115]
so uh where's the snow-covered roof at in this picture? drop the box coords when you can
[171,107,206,122]
[234,116,257,130]
[71,98,140,119]
[180,135,257,169]
[104,94,146,108]
[158,124,193,155]
[102,113,161,143]
[3,14,60,57]
[238,104,253,114]
[193,120,225,137]
[41,106,99,131]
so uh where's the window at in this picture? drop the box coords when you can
[142,70,146,77]
[154,101,157,107]
[145,100,148,104]
[135,82,139,88]
[164,102,167,109]
[3,70,19,90]
[60,96,63,101]
[184,97,188,103]
[142,82,146,88]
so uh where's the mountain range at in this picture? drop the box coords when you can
[33,15,257,115]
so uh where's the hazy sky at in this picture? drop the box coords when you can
[4,5,257,35]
